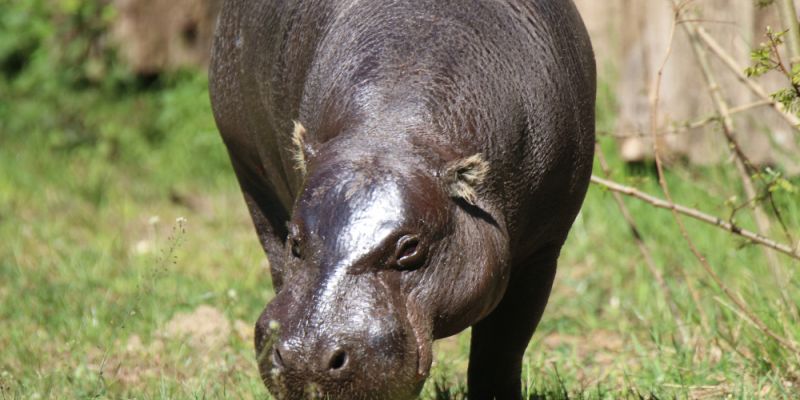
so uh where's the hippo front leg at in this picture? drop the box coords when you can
[229,158,291,291]
[467,245,561,400]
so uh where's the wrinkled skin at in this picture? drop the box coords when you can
[209,0,595,399]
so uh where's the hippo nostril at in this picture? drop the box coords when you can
[327,348,348,371]
[272,346,285,369]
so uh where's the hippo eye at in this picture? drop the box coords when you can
[394,234,426,270]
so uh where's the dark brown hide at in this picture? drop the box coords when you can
[209,0,595,399]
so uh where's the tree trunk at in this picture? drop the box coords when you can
[110,0,222,74]
[574,0,799,173]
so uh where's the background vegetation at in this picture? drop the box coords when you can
[0,1,798,399]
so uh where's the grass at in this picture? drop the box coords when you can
[0,68,798,399]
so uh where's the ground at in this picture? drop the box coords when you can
[0,72,798,399]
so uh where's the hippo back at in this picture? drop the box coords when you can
[210,1,595,398]
[210,0,595,260]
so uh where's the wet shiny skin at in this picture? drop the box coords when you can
[210,0,595,398]
[255,165,448,399]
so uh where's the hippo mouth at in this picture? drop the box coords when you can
[408,307,433,381]
[255,296,433,400]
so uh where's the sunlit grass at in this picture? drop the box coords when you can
[0,71,798,399]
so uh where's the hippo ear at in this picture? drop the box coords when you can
[441,153,490,206]
[290,121,316,177]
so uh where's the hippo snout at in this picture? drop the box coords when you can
[263,334,360,387]
[253,283,428,400]
[255,327,424,399]
[271,340,349,375]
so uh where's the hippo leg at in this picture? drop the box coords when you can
[467,245,561,400]
[229,158,290,291]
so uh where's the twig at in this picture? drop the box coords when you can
[686,29,759,173]
[648,0,799,354]
[727,99,775,114]
[683,12,797,320]
[590,176,800,261]
[778,0,800,65]
[604,100,772,139]
[677,265,711,345]
[695,26,800,131]
[766,30,800,99]
[769,194,796,247]
[595,145,692,344]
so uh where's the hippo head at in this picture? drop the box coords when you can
[254,135,510,399]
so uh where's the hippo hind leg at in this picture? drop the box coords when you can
[466,244,561,400]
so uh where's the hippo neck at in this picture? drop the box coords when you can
[305,81,435,143]
[307,129,438,186]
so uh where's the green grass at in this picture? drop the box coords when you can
[1,67,798,399]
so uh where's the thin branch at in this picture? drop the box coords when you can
[767,30,800,99]
[683,13,797,319]
[591,181,800,353]
[677,265,712,347]
[595,145,692,344]
[686,28,759,173]
[769,193,797,246]
[696,25,800,253]
[778,0,800,65]
[695,26,800,131]
[645,0,799,353]
[604,100,772,139]
[590,176,800,261]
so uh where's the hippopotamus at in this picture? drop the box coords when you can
[209,0,595,398]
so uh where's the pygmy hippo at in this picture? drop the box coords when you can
[209,0,595,398]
